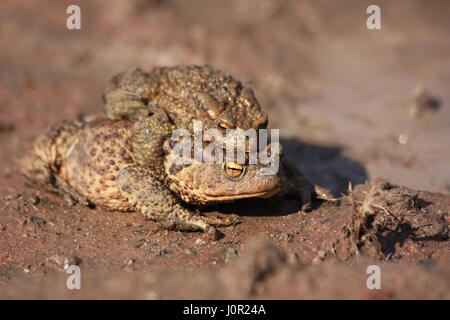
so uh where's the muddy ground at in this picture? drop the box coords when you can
[0,0,449,299]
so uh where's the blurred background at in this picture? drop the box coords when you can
[0,0,450,300]
[1,0,449,195]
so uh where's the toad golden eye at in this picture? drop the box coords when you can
[216,119,233,129]
[218,122,230,129]
[222,163,247,179]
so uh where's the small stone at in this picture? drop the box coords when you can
[22,216,46,228]
[185,249,196,256]
[49,255,82,269]
[223,247,238,262]
[398,134,408,145]
[195,238,206,245]
[157,249,169,256]
[30,195,40,205]
[286,252,299,265]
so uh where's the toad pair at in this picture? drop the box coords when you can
[22,65,312,238]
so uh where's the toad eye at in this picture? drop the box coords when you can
[144,128,152,135]
[222,163,247,180]
[217,120,233,130]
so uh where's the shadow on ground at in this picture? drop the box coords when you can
[282,138,368,196]
[205,137,368,218]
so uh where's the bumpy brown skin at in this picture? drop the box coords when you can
[22,116,287,238]
[163,141,287,205]
[22,65,313,237]
[103,65,269,152]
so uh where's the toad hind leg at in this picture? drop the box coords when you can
[22,153,90,206]
[116,166,237,239]
[21,121,91,206]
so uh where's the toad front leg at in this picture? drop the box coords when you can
[103,68,160,120]
[116,166,237,239]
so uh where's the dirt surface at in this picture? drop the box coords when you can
[0,0,449,299]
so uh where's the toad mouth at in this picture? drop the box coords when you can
[202,185,284,200]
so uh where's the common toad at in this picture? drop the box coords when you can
[22,115,287,238]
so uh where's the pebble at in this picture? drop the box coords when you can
[185,249,196,256]
[223,247,238,262]
[195,238,206,245]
